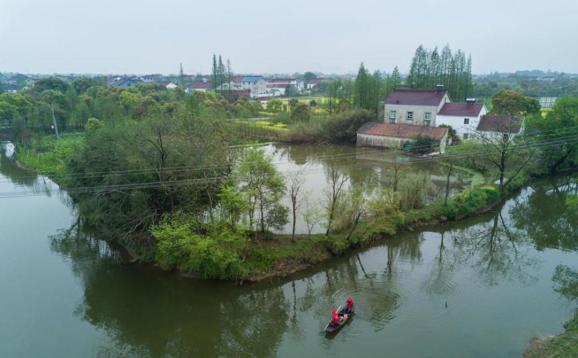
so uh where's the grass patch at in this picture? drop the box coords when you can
[16,134,84,177]
[525,311,578,358]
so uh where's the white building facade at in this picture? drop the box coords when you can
[436,101,488,140]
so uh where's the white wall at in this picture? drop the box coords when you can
[436,105,487,140]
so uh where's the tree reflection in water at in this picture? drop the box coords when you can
[50,221,289,358]
[45,174,578,357]
[423,230,457,296]
[514,177,578,303]
[451,209,538,287]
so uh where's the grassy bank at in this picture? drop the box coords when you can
[16,134,84,179]
[525,311,578,357]
[14,133,526,283]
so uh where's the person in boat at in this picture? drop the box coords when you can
[331,310,347,326]
[344,296,354,314]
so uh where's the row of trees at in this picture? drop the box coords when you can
[211,54,233,96]
[326,65,401,115]
[0,75,266,145]
[407,45,473,101]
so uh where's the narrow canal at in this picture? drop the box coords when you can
[1,142,577,357]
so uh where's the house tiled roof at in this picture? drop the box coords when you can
[357,122,448,141]
[190,81,210,89]
[476,115,522,133]
[438,103,484,117]
[385,89,447,106]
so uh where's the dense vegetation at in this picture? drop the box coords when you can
[5,59,578,282]
[406,45,473,101]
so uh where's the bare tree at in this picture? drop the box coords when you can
[474,116,533,193]
[345,187,367,243]
[390,153,405,192]
[443,159,454,206]
[302,196,322,237]
[288,172,304,241]
[325,167,349,236]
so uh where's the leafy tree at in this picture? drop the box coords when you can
[289,103,310,122]
[237,149,287,235]
[266,99,283,113]
[491,89,541,115]
[288,98,299,112]
[285,85,299,97]
[303,72,317,84]
[32,76,69,93]
[407,45,473,101]
[525,96,578,173]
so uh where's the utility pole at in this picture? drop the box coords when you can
[179,63,184,89]
[49,103,60,139]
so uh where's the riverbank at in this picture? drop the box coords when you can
[12,136,512,282]
[525,311,578,357]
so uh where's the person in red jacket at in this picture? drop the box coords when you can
[331,310,340,325]
[331,310,343,326]
[345,296,354,314]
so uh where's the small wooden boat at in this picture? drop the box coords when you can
[324,305,354,334]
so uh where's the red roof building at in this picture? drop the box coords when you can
[357,122,449,153]
[476,115,522,134]
[385,89,448,106]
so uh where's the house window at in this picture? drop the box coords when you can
[407,111,414,121]
[424,112,431,126]
[463,133,469,140]
[388,110,396,123]
[464,118,470,125]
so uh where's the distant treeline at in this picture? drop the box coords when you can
[474,72,578,98]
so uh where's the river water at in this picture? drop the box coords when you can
[1,142,577,357]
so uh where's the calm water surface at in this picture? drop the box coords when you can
[1,142,577,357]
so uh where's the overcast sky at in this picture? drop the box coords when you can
[1,0,577,75]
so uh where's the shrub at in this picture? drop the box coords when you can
[283,109,373,144]
[566,195,578,210]
[399,172,431,210]
[408,135,437,155]
[153,218,247,279]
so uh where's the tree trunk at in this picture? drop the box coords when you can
[444,163,453,206]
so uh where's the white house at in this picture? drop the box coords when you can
[165,82,178,90]
[238,76,267,97]
[436,99,488,140]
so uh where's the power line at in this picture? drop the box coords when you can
[2,133,577,199]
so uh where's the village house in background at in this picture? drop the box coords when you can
[357,122,449,153]
[436,100,487,140]
[357,87,498,153]
[475,114,523,139]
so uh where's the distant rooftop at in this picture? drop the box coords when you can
[385,89,447,106]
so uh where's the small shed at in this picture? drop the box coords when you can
[357,122,449,154]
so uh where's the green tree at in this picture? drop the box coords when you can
[491,89,541,115]
[525,96,578,173]
[290,103,310,122]
[266,99,283,113]
[303,72,317,84]
[237,149,287,235]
